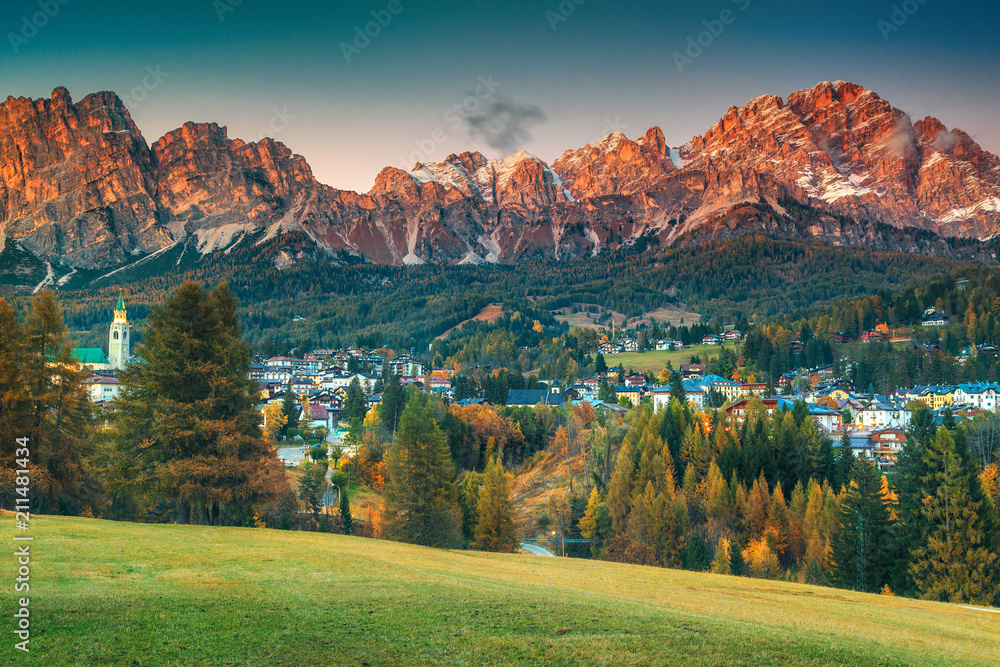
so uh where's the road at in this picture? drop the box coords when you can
[520,542,556,557]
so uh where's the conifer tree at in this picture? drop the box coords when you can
[0,299,30,507]
[22,291,94,514]
[107,282,287,525]
[281,385,298,439]
[380,367,407,436]
[578,487,612,557]
[834,435,855,490]
[383,392,462,548]
[474,456,518,552]
[909,428,999,604]
[339,484,354,535]
[344,378,367,424]
[830,461,894,593]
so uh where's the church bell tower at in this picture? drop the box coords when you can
[109,294,130,371]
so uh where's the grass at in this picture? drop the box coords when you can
[605,344,725,374]
[4,514,998,666]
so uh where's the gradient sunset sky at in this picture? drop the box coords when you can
[2,0,997,193]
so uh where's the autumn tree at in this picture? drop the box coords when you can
[474,456,518,552]
[263,402,287,442]
[105,281,288,526]
[382,392,462,547]
[0,299,30,509]
[22,291,95,514]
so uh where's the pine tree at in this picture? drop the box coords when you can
[830,461,894,593]
[383,392,462,548]
[344,378,367,425]
[106,282,288,526]
[909,428,999,604]
[685,530,709,571]
[281,385,298,439]
[380,367,407,436]
[834,434,855,490]
[339,484,354,535]
[474,456,518,552]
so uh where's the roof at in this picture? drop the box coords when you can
[115,294,124,311]
[506,390,565,407]
[83,375,119,385]
[72,348,110,365]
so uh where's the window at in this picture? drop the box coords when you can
[114,331,119,340]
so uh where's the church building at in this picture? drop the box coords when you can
[108,294,131,371]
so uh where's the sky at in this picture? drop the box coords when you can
[1,0,998,193]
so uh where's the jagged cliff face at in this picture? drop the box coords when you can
[0,88,171,267]
[2,82,1000,272]
[677,81,1000,238]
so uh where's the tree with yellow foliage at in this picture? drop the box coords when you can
[262,402,287,442]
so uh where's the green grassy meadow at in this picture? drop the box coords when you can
[605,344,724,375]
[3,514,998,666]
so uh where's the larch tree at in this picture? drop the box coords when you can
[22,291,94,515]
[383,392,462,548]
[474,456,518,552]
[107,281,288,526]
[0,299,30,509]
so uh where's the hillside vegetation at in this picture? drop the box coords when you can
[6,513,997,666]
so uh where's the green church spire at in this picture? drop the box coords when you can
[116,293,125,311]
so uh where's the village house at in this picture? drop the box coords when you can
[680,364,705,379]
[869,428,906,463]
[921,308,950,327]
[860,330,889,343]
[83,374,120,404]
[599,341,624,355]
[953,383,1000,412]
[619,337,640,352]
[855,401,911,430]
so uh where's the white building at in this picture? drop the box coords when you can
[83,374,120,404]
[953,383,1000,412]
[855,401,911,430]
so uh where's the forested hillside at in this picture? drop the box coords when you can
[12,234,973,355]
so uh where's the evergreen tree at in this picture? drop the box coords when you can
[730,542,745,576]
[106,282,287,526]
[909,428,999,604]
[595,352,607,375]
[344,378,367,424]
[339,484,354,535]
[834,434,855,490]
[383,393,462,548]
[670,373,686,405]
[830,461,894,593]
[281,385,298,439]
[474,456,518,552]
[685,530,709,571]
[380,368,407,436]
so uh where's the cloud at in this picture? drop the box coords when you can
[465,96,547,153]
[885,113,916,158]
[933,129,961,152]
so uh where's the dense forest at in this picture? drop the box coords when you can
[7,232,972,358]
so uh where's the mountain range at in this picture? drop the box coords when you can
[2,80,1000,279]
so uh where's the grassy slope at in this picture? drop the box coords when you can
[604,344,723,374]
[5,514,998,666]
